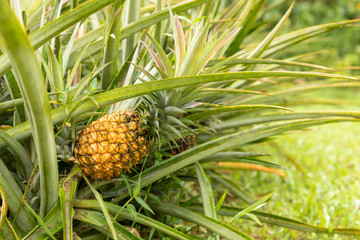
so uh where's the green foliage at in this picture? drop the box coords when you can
[0,0,359,239]
[270,0,360,68]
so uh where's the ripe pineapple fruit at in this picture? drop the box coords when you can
[73,109,150,180]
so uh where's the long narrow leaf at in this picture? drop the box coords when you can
[0,174,35,233]
[75,199,199,240]
[59,177,77,240]
[101,2,123,90]
[187,204,360,236]
[230,192,274,224]
[74,209,141,240]
[0,0,58,217]
[84,177,118,240]
[205,162,287,177]
[62,23,80,77]
[207,58,333,71]
[226,0,265,55]
[219,111,360,130]
[0,130,33,179]
[23,203,63,240]
[207,152,269,159]
[209,172,254,204]
[47,45,64,92]
[240,82,360,105]
[0,158,24,200]
[145,32,174,77]
[264,19,360,57]
[0,185,7,229]
[186,104,292,121]
[148,200,253,240]
[195,163,219,239]
[195,162,217,219]
[203,158,285,170]
[247,2,294,59]
[0,98,23,112]
[23,202,57,240]
[0,218,20,240]
[0,72,357,150]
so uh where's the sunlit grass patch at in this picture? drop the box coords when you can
[239,98,360,239]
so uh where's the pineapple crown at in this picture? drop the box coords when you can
[113,11,239,149]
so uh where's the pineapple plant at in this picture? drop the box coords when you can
[0,0,360,239]
[73,15,235,179]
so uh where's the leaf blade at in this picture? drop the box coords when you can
[0,71,358,150]
[0,0,58,217]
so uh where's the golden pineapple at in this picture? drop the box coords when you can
[73,110,150,180]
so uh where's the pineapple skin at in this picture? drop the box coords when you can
[74,110,149,180]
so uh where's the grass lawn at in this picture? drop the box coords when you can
[236,89,360,239]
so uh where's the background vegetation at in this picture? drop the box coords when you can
[0,0,359,239]
[273,0,360,68]
[240,92,360,239]
[238,1,360,238]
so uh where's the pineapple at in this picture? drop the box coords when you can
[73,109,150,180]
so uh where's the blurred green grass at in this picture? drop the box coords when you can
[236,88,360,239]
